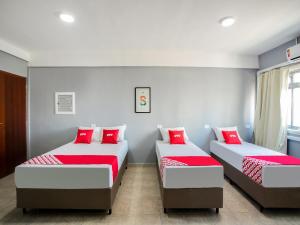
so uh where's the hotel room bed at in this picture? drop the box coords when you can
[15,141,128,214]
[156,140,223,213]
[210,140,300,210]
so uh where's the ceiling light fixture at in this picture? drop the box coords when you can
[219,17,235,27]
[59,13,75,23]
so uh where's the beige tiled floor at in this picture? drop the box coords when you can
[1,166,300,225]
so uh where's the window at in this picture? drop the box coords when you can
[288,70,300,133]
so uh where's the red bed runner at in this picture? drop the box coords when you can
[160,156,221,178]
[24,155,119,181]
[242,155,300,184]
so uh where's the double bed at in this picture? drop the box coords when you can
[156,140,223,213]
[210,140,300,210]
[15,141,128,214]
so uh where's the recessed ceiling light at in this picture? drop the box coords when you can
[59,13,75,23]
[219,17,235,27]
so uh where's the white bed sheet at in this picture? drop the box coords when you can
[210,141,300,187]
[15,141,128,189]
[156,141,223,189]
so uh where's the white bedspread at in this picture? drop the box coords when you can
[210,141,300,187]
[156,141,223,189]
[15,141,128,189]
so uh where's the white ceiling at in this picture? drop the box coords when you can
[0,0,300,68]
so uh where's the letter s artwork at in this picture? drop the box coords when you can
[135,87,150,113]
[140,95,147,106]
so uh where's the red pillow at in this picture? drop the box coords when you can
[74,129,93,144]
[102,129,119,144]
[169,130,185,144]
[222,130,241,144]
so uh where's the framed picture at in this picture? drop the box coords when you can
[135,87,151,113]
[55,92,75,114]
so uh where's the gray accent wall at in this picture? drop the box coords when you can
[258,39,296,70]
[0,50,28,77]
[288,140,300,158]
[29,67,256,163]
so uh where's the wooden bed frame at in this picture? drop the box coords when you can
[16,154,128,215]
[156,160,223,213]
[211,153,300,211]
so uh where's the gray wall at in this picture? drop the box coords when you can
[259,38,300,157]
[258,39,296,70]
[288,140,300,158]
[29,67,256,163]
[0,50,28,77]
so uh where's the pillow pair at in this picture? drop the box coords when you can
[75,125,126,144]
[213,126,242,144]
[84,125,126,142]
[160,127,189,144]
[75,129,119,144]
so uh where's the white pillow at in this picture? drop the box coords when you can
[92,127,101,142]
[100,124,127,142]
[159,127,189,143]
[78,126,101,142]
[213,126,243,142]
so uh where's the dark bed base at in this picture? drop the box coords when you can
[211,153,300,211]
[17,154,128,215]
[156,161,223,213]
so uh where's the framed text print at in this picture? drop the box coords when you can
[135,87,151,113]
[55,92,75,114]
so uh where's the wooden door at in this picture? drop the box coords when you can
[0,70,27,177]
[0,74,5,177]
[5,73,27,174]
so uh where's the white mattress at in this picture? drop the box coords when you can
[15,141,128,189]
[156,141,223,189]
[210,141,300,188]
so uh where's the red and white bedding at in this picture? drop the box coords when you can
[156,141,223,189]
[24,154,119,181]
[242,155,300,185]
[210,141,300,187]
[160,156,221,178]
[15,141,128,189]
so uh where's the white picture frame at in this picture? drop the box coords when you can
[55,92,75,114]
[135,87,151,113]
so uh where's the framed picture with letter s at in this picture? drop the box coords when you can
[135,87,151,113]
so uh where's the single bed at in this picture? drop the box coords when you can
[15,141,129,214]
[156,140,223,213]
[210,140,300,210]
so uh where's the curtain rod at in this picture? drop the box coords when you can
[257,58,300,76]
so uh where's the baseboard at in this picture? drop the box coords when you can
[128,163,155,167]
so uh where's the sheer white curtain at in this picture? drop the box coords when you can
[254,67,289,153]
